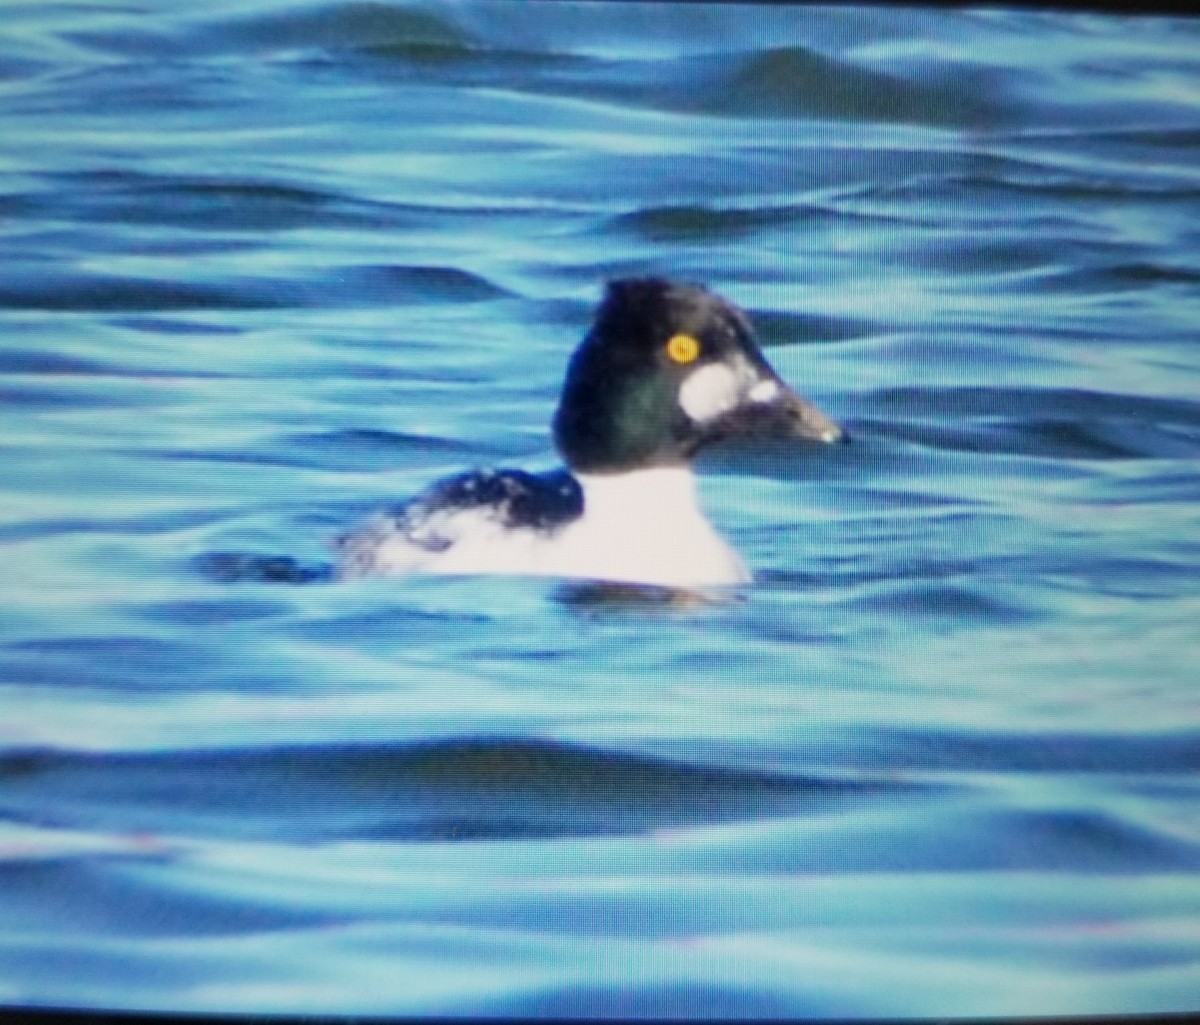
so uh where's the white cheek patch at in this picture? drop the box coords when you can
[678,362,741,424]
[747,378,781,404]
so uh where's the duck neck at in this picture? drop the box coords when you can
[573,464,705,529]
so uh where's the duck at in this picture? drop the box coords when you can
[335,277,844,589]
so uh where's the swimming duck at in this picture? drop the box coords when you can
[336,277,844,588]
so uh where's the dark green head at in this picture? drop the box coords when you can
[552,278,844,474]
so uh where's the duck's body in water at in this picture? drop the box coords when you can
[336,277,845,590]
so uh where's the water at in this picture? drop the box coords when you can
[2,0,1199,1017]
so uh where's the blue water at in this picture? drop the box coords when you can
[2,0,1200,1017]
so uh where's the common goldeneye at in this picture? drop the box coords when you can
[336,278,844,589]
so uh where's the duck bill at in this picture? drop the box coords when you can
[713,378,847,446]
[775,386,847,444]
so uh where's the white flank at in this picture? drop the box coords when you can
[336,465,751,589]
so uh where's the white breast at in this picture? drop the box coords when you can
[544,466,750,588]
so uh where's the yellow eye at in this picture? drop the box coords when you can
[665,333,701,364]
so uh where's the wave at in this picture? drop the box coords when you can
[866,386,1200,461]
[0,737,929,844]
